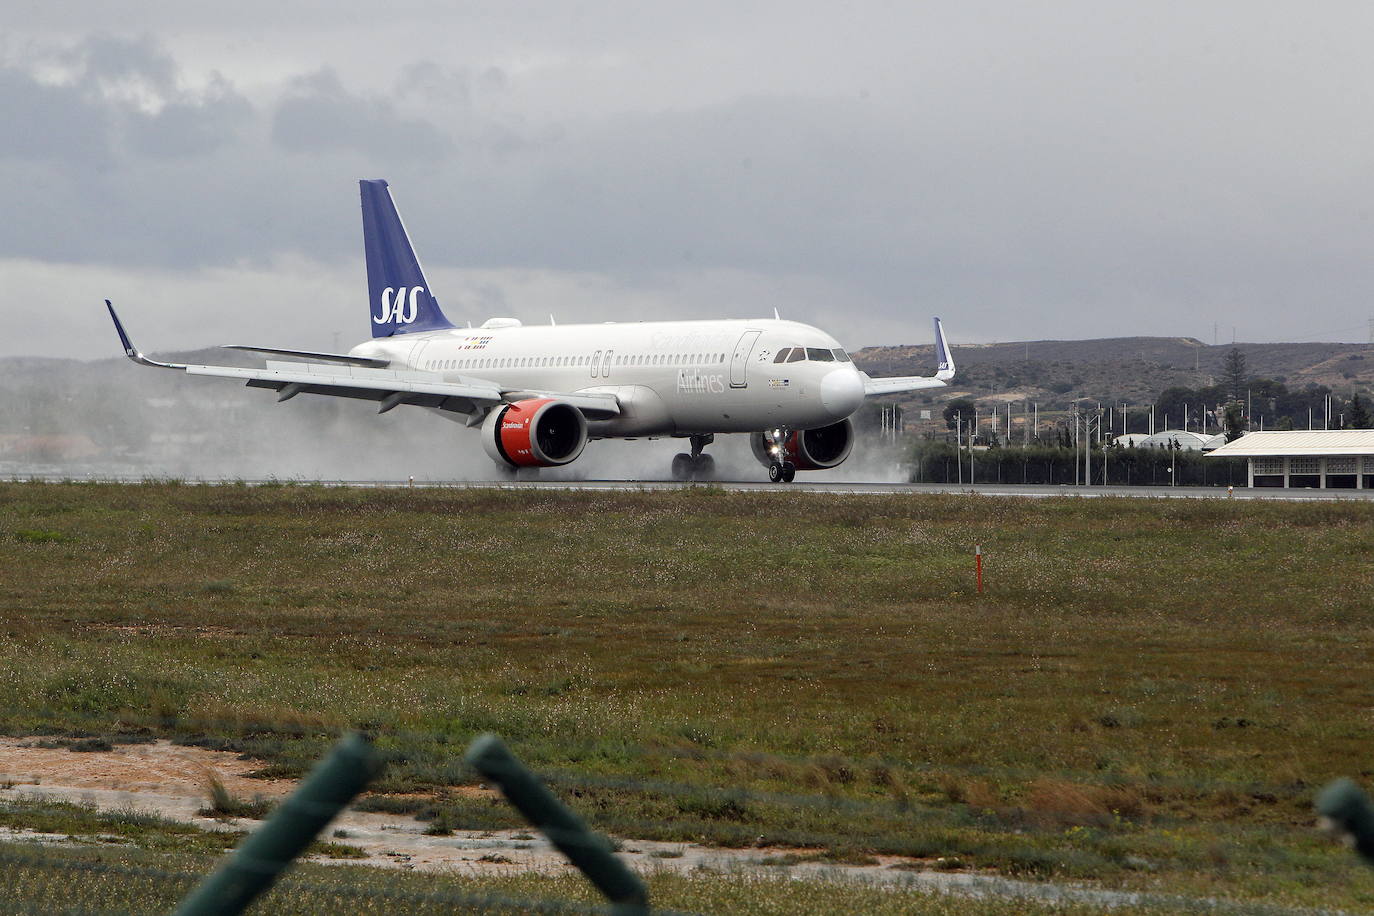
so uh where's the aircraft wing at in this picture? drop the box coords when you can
[106,301,620,422]
[861,316,956,397]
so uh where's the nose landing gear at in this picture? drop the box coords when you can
[759,427,797,484]
[767,460,796,483]
[671,434,716,481]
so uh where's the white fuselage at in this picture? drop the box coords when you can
[350,318,865,437]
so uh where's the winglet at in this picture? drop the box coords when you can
[105,301,185,369]
[933,317,955,381]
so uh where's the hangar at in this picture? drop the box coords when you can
[1206,430,1374,488]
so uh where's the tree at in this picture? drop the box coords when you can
[1223,402,1247,442]
[1223,348,1248,402]
[942,398,976,430]
[1154,386,1194,430]
[1350,393,1373,429]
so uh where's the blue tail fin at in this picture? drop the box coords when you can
[360,179,455,337]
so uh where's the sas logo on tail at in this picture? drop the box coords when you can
[373,286,426,324]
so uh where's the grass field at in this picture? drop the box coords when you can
[2,481,1373,912]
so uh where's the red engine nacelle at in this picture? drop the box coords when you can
[749,417,855,471]
[482,398,589,468]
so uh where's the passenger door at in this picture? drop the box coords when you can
[729,331,761,388]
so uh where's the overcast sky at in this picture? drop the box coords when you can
[7,1,1374,359]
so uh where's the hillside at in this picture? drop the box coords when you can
[853,336,1374,409]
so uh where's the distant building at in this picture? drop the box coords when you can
[1122,429,1225,451]
[1205,430,1374,488]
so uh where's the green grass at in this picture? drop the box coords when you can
[0,838,1257,916]
[1,482,1373,911]
[0,796,245,854]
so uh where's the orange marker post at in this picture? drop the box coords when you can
[975,544,983,594]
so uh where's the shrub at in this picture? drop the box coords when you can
[198,774,275,820]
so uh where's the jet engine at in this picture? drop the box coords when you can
[482,398,588,468]
[750,417,854,471]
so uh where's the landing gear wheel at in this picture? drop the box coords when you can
[781,462,796,483]
[693,454,716,479]
[671,453,693,481]
[768,461,784,483]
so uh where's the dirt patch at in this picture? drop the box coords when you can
[0,736,1141,907]
[0,737,292,800]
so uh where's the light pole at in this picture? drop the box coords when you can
[953,412,974,485]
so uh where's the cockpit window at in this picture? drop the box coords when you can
[806,347,835,362]
[832,348,851,362]
[785,348,806,362]
[773,348,792,363]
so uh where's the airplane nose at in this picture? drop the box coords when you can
[820,368,864,417]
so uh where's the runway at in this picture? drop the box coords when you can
[8,472,1374,500]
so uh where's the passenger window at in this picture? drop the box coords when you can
[774,348,792,363]
[786,348,806,363]
[807,347,834,361]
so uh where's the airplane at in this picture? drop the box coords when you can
[105,179,955,483]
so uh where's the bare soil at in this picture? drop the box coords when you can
[0,736,1056,897]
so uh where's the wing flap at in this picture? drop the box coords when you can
[187,363,504,402]
[223,345,390,368]
[107,299,624,419]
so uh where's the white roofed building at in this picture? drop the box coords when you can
[1130,429,1226,451]
[1205,430,1374,489]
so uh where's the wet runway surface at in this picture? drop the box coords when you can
[11,474,1373,500]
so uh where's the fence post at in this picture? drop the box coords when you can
[466,733,649,914]
[173,732,383,916]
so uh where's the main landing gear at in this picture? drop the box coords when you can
[671,434,716,481]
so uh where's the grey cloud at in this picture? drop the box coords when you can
[0,36,251,166]
[126,75,252,158]
[395,61,471,108]
[393,61,509,107]
[0,68,111,162]
[272,69,453,161]
[68,33,177,94]
[6,8,1374,348]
